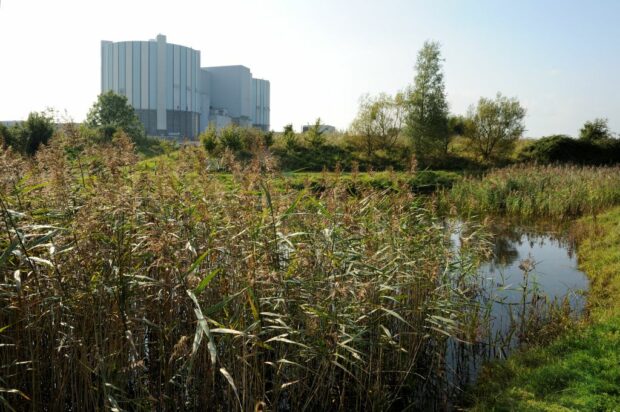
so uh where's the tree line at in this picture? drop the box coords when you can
[351,41,527,164]
[2,42,618,170]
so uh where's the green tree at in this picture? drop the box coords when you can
[282,124,297,151]
[263,130,275,148]
[0,123,10,149]
[448,114,467,137]
[86,91,145,142]
[465,93,526,161]
[5,112,56,156]
[350,92,405,157]
[579,118,612,141]
[405,41,450,158]
[305,118,326,149]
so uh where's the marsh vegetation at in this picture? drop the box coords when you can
[0,133,493,411]
[0,130,618,410]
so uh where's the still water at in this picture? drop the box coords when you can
[446,222,589,404]
[480,225,588,347]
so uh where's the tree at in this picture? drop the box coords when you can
[86,91,144,142]
[263,130,275,148]
[579,118,612,141]
[448,114,467,137]
[0,123,10,148]
[4,111,56,156]
[305,118,326,149]
[405,41,450,158]
[465,93,526,161]
[282,124,297,151]
[350,92,405,157]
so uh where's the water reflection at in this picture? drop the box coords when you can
[481,224,585,312]
[447,220,589,404]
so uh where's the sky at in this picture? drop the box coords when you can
[0,0,619,136]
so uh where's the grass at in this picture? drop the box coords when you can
[446,164,620,219]
[465,207,620,411]
[138,149,464,195]
[135,135,179,159]
[0,133,492,411]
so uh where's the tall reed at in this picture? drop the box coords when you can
[0,133,492,410]
[444,164,620,219]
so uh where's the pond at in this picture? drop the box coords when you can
[446,221,589,404]
[481,225,588,342]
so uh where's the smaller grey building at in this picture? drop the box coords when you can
[203,65,270,131]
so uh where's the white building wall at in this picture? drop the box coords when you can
[199,69,212,133]
[141,42,149,109]
[205,65,252,120]
[156,35,167,130]
[209,113,232,131]
[173,45,180,110]
[125,44,132,106]
[251,78,270,130]
[112,43,119,93]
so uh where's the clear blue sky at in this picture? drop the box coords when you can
[0,0,618,136]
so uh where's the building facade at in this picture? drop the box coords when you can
[252,79,270,131]
[101,35,270,139]
[101,35,201,138]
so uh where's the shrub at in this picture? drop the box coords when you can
[4,111,56,156]
[519,135,620,165]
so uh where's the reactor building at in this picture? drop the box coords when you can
[100,34,270,139]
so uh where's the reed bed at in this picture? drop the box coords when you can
[445,164,620,219]
[0,133,491,411]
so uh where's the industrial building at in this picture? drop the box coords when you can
[101,34,270,139]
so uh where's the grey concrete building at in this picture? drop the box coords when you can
[101,35,201,138]
[101,34,270,139]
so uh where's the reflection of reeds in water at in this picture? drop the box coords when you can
[445,233,585,405]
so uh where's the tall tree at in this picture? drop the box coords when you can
[465,93,526,161]
[579,118,612,141]
[86,91,145,142]
[350,92,405,157]
[405,41,450,158]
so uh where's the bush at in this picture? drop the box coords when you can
[199,127,218,154]
[519,135,620,165]
[2,112,56,156]
[273,143,353,171]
